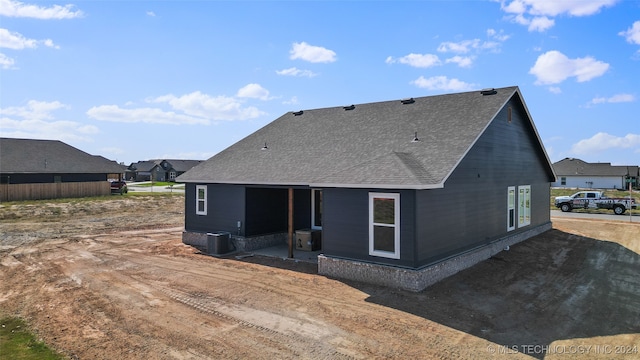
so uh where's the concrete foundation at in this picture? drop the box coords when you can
[318,222,552,292]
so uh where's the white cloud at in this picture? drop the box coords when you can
[498,0,617,31]
[146,11,156,17]
[619,21,640,45]
[588,93,635,106]
[88,91,265,125]
[438,39,479,54]
[0,52,16,69]
[385,53,441,68]
[436,33,505,57]
[289,42,336,63]
[1,100,68,119]
[388,29,507,70]
[282,96,298,105]
[487,28,510,42]
[571,132,640,154]
[275,67,317,77]
[0,28,35,49]
[87,105,210,125]
[151,91,265,120]
[236,83,271,100]
[528,16,555,32]
[529,50,609,85]
[523,0,617,17]
[0,0,84,19]
[410,76,476,91]
[0,100,98,142]
[548,86,562,94]
[445,56,474,68]
[0,28,58,49]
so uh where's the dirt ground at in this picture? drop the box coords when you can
[1,195,638,360]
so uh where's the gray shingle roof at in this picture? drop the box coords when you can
[129,159,202,172]
[553,158,639,177]
[179,86,545,189]
[129,161,157,172]
[0,138,124,174]
[159,159,203,172]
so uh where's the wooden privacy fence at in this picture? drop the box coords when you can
[0,181,111,202]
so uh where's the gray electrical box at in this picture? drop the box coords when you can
[207,232,230,255]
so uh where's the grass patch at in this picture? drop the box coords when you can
[0,316,64,360]
[134,181,182,187]
[127,192,182,197]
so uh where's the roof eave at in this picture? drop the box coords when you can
[309,182,445,190]
[178,178,445,190]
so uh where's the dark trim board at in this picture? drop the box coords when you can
[2,173,110,184]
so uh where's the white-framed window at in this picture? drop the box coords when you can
[169,171,176,180]
[369,192,400,259]
[561,177,566,185]
[311,189,323,230]
[196,185,207,215]
[507,186,516,231]
[518,185,531,227]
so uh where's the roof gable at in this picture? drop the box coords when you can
[179,86,553,188]
[0,138,124,174]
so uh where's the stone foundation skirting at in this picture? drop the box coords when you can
[232,232,288,252]
[318,222,552,292]
[182,230,287,253]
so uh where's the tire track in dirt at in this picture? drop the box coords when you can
[157,286,358,360]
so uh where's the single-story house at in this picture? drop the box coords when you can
[0,138,125,201]
[177,86,556,291]
[552,158,638,189]
[126,159,202,182]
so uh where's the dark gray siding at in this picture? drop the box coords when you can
[185,184,313,237]
[322,188,416,268]
[184,183,245,234]
[244,187,311,236]
[294,189,312,230]
[414,96,552,267]
[321,97,551,269]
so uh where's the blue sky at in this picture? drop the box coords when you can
[1,0,639,167]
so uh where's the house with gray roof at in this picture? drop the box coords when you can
[177,86,556,291]
[127,159,202,182]
[552,158,638,189]
[0,138,125,201]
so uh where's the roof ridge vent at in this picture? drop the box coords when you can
[343,104,355,111]
[400,98,415,104]
[293,110,304,116]
[480,88,497,95]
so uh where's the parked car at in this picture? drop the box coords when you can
[554,191,636,215]
[110,181,128,195]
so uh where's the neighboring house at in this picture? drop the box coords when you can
[0,138,125,201]
[127,159,202,182]
[177,86,556,291]
[552,158,638,190]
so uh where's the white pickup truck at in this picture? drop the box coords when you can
[554,191,637,215]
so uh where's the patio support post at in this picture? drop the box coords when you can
[288,187,294,258]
